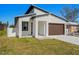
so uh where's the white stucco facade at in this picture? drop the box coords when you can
[34,8,46,15]
[14,13,66,38]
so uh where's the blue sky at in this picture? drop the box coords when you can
[0,4,79,25]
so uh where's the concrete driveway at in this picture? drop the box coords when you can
[38,35,79,45]
[48,35,79,45]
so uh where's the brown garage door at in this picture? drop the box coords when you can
[49,23,64,35]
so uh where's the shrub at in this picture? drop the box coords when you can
[0,30,6,36]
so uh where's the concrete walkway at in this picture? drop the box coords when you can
[38,35,79,45]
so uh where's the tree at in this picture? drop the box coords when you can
[60,7,79,22]
[0,21,2,25]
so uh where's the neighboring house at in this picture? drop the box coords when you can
[7,5,79,38]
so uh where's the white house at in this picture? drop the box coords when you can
[7,5,79,38]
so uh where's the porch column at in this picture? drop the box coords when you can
[64,24,67,35]
[18,20,22,38]
[34,19,38,38]
[46,21,48,37]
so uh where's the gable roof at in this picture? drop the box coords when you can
[25,5,48,14]
[25,5,67,21]
[15,5,79,26]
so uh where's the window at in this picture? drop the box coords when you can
[22,22,28,31]
[30,9,34,13]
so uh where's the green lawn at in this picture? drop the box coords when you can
[0,35,79,55]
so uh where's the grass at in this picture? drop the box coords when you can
[0,36,79,55]
[0,30,79,55]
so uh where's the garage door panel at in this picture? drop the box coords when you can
[49,23,64,35]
